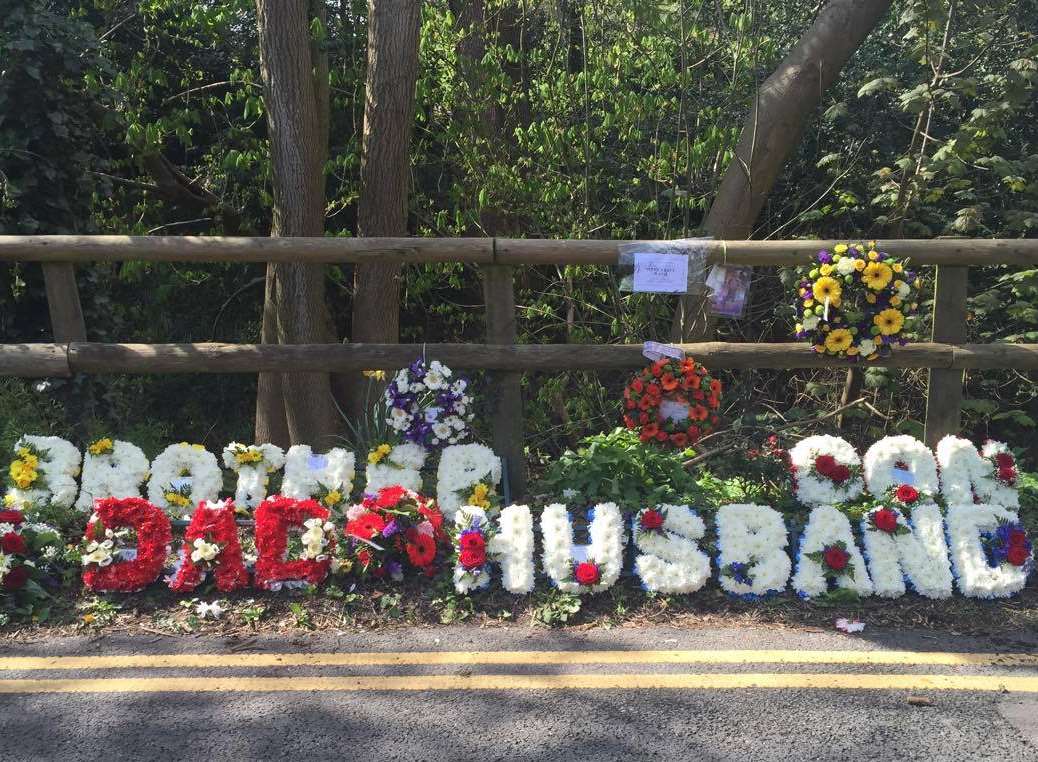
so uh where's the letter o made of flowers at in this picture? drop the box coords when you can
[254,496,336,590]
[622,357,722,448]
[863,435,939,499]
[788,435,864,507]
[81,497,173,593]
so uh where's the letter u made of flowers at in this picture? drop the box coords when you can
[792,505,873,599]
[76,438,150,511]
[6,435,81,515]
[540,502,624,594]
[936,436,1020,508]
[451,503,535,595]
[632,505,711,593]
[945,503,1032,598]
[715,504,791,599]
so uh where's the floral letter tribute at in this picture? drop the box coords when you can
[5,435,81,514]
[622,357,722,448]
[80,497,173,593]
[861,503,953,599]
[148,443,222,517]
[254,496,337,590]
[794,242,919,360]
[365,442,427,494]
[936,436,1020,508]
[168,499,249,593]
[76,438,150,511]
[222,442,286,510]
[715,504,792,599]
[945,503,1032,598]
[281,445,355,514]
[792,505,873,599]
[540,502,625,594]
[436,443,502,519]
[632,504,712,594]
[788,435,864,507]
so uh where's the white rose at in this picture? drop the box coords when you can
[858,339,876,356]
[836,257,857,275]
[803,314,820,331]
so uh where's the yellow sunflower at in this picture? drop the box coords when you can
[824,328,854,354]
[862,262,893,290]
[812,276,842,306]
[874,308,905,335]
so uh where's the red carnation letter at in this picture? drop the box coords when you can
[169,500,249,593]
[82,497,172,593]
[254,496,333,590]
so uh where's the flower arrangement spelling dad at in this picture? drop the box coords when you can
[794,242,921,360]
[622,357,722,447]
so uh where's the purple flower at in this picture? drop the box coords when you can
[817,250,832,264]
[381,519,399,538]
[386,560,403,577]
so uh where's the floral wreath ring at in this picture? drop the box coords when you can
[794,241,922,361]
[622,357,722,448]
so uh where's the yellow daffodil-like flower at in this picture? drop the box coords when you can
[823,328,854,354]
[867,250,880,261]
[322,490,343,507]
[468,482,491,509]
[833,244,848,254]
[874,308,905,335]
[854,259,866,271]
[893,263,903,273]
[88,438,114,456]
[362,370,387,381]
[9,459,39,489]
[819,264,834,276]
[812,276,842,306]
[861,262,893,290]
[367,443,392,465]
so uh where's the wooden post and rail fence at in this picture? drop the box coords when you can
[2,235,1038,497]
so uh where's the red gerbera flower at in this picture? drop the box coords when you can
[347,512,387,541]
[406,532,437,567]
[376,485,408,508]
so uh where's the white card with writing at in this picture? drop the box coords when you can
[660,399,691,423]
[632,252,689,293]
[170,476,192,491]
[642,341,685,362]
[571,545,590,563]
[307,454,328,471]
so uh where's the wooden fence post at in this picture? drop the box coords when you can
[923,265,969,447]
[481,259,527,498]
[41,263,87,342]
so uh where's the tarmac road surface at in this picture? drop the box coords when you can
[2,625,1037,761]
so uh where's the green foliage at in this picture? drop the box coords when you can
[538,427,703,512]
[531,588,582,627]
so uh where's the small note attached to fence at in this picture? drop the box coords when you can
[632,252,689,293]
[307,454,328,471]
[642,341,685,362]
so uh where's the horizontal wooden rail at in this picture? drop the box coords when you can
[4,342,1038,378]
[2,235,1037,266]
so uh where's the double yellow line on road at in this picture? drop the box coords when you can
[1,649,1036,694]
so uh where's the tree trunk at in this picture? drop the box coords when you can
[254,0,337,447]
[345,0,422,415]
[672,0,893,341]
